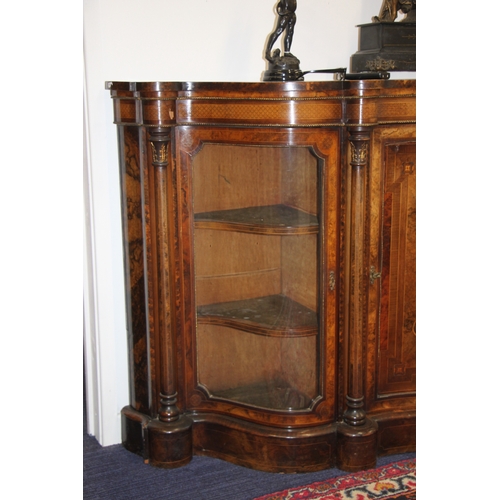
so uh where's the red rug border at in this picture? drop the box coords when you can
[253,458,416,500]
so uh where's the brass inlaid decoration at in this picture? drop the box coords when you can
[350,141,368,164]
[150,142,169,164]
[365,57,396,71]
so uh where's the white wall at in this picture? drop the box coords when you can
[83,0,416,446]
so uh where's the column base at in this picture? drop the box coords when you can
[147,415,193,468]
[336,418,378,472]
[121,406,193,468]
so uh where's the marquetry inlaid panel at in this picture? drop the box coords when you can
[113,97,140,124]
[377,98,416,124]
[377,142,416,397]
[142,98,176,126]
[120,126,151,413]
[176,98,343,126]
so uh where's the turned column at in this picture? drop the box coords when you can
[337,126,378,471]
[149,127,180,423]
[146,126,192,468]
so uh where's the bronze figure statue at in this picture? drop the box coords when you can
[263,0,303,81]
[265,0,297,62]
[352,0,415,72]
[372,0,415,23]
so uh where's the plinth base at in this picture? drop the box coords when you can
[147,415,193,468]
[336,419,378,472]
[263,52,304,82]
[350,22,416,73]
[121,406,417,472]
[263,68,304,82]
[121,406,193,469]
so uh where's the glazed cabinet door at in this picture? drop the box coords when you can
[366,126,416,419]
[176,126,340,427]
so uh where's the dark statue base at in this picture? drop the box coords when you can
[263,52,304,82]
[350,22,416,73]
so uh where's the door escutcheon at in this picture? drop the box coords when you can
[329,271,336,291]
[369,266,382,285]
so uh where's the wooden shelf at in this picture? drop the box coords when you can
[194,204,318,235]
[212,381,312,410]
[197,294,318,337]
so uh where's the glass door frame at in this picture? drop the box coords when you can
[176,125,341,427]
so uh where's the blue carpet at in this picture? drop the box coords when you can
[83,363,416,499]
[83,430,415,500]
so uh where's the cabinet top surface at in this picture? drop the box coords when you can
[107,79,416,127]
[105,79,416,94]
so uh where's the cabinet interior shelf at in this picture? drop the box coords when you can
[194,204,318,235]
[212,381,312,411]
[197,294,318,337]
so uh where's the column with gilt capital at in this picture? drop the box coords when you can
[337,126,378,472]
[146,126,193,468]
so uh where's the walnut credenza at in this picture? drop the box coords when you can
[106,79,416,473]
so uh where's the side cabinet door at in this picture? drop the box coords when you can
[176,126,341,428]
[367,127,416,414]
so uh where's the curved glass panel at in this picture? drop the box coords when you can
[193,144,321,411]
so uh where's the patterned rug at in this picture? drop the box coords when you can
[254,459,416,500]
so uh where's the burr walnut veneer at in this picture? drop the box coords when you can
[107,79,416,473]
